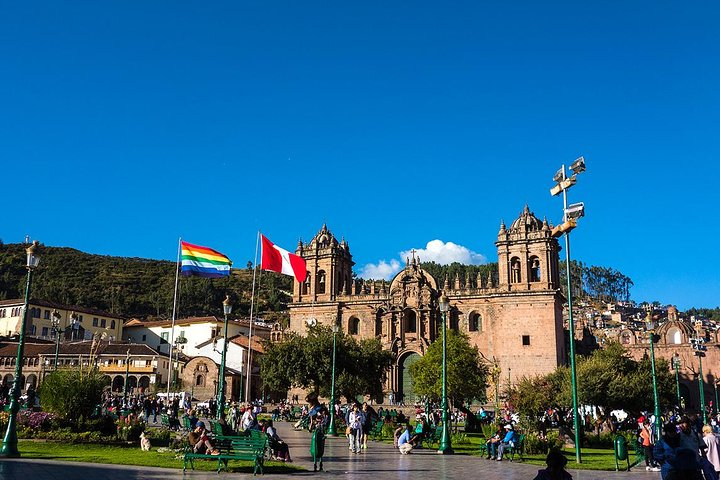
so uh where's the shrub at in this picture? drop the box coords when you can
[38,369,108,422]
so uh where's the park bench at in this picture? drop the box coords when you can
[290,406,302,420]
[208,419,225,436]
[160,414,171,428]
[183,432,267,475]
[181,415,192,431]
[502,433,525,462]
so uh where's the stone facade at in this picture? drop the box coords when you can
[287,206,567,402]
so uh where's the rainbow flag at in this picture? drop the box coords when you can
[181,241,232,278]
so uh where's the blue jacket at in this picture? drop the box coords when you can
[502,430,517,444]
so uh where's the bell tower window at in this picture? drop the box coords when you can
[349,317,360,335]
[316,270,326,294]
[302,273,310,295]
[469,313,482,332]
[530,257,541,282]
[510,257,522,283]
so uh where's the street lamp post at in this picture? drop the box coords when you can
[550,157,586,464]
[645,307,661,439]
[0,241,40,457]
[672,354,682,411]
[217,295,232,421]
[328,323,339,436]
[714,380,719,416]
[437,292,453,455]
[691,325,707,424]
[51,310,65,370]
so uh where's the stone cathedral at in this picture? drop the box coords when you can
[287,205,567,402]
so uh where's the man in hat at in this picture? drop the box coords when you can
[496,424,519,461]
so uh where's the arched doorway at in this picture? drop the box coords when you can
[112,375,124,393]
[398,352,421,404]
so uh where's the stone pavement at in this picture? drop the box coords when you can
[0,422,661,480]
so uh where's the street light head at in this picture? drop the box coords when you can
[552,167,565,183]
[645,318,656,332]
[565,202,585,220]
[51,309,61,327]
[438,293,450,313]
[332,323,339,334]
[223,294,232,315]
[570,156,586,175]
[26,240,40,269]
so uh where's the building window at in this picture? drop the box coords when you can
[404,310,417,334]
[78,315,83,323]
[44,310,50,319]
[160,332,169,344]
[349,317,360,335]
[316,270,326,294]
[196,374,205,386]
[110,320,116,329]
[510,257,522,283]
[522,335,530,346]
[41,327,49,337]
[142,334,146,341]
[92,318,99,327]
[101,319,106,328]
[529,257,541,282]
[469,313,482,332]
[302,273,310,295]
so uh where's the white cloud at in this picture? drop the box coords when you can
[358,240,487,280]
[401,240,487,266]
[358,259,402,280]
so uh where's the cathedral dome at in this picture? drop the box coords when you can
[510,205,543,231]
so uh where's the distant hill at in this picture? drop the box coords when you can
[0,242,291,322]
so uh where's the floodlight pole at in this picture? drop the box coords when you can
[560,165,582,464]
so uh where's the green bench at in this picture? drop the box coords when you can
[502,433,525,462]
[368,420,385,441]
[183,433,267,475]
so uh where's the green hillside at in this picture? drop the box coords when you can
[0,242,291,321]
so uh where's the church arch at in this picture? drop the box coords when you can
[666,327,683,344]
[529,256,541,282]
[349,316,360,335]
[468,312,482,332]
[510,257,522,283]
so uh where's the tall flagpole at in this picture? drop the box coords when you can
[245,231,260,403]
[167,238,182,400]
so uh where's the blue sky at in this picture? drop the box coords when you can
[1,1,718,310]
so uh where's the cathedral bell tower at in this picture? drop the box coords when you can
[293,224,354,303]
[496,205,560,292]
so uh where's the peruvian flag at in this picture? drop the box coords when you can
[260,234,307,283]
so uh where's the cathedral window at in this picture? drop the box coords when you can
[317,270,326,294]
[530,257,541,282]
[349,317,360,335]
[375,312,383,336]
[404,310,417,333]
[195,374,205,386]
[469,313,482,332]
[449,311,459,331]
[522,335,530,346]
[510,257,521,283]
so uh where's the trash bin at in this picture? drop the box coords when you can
[614,435,630,471]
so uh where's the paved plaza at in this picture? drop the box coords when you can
[0,422,660,480]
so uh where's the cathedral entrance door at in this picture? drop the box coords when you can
[399,352,421,404]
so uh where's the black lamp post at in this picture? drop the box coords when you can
[0,240,40,457]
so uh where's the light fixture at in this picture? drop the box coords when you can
[570,156,586,174]
[223,295,232,315]
[332,323,339,334]
[565,202,585,220]
[438,293,450,313]
[26,241,40,269]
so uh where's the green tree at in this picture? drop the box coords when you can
[38,369,109,422]
[409,330,489,404]
[260,326,392,402]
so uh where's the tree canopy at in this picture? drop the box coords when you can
[409,330,489,404]
[259,325,392,402]
[509,341,675,427]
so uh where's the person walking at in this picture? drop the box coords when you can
[640,418,661,471]
[348,404,364,454]
[702,425,720,480]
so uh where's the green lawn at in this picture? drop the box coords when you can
[378,432,639,471]
[11,440,304,474]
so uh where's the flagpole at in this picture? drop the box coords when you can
[245,231,260,403]
[167,238,181,400]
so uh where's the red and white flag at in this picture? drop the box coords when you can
[260,234,307,283]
